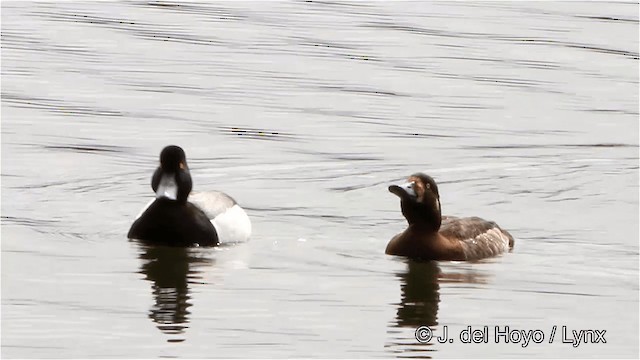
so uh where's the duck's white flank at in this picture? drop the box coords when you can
[189,191,252,244]
[212,204,252,244]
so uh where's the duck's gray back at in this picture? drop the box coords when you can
[440,216,514,261]
[188,191,237,220]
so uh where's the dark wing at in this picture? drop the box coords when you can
[440,216,514,261]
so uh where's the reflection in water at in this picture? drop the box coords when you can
[391,260,490,355]
[137,243,214,342]
[395,261,441,328]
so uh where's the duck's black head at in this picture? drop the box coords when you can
[160,145,187,172]
[152,145,192,203]
[389,173,442,229]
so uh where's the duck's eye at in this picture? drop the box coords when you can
[425,183,430,189]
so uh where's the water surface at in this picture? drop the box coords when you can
[2,1,638,358]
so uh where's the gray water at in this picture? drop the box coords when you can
[1,1,638,358]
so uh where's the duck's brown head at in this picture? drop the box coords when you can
[389,173,442,229]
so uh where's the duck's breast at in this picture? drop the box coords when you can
[128,198,219,246]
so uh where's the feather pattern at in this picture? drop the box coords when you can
[440,216,514,260]
[188,191,237,219]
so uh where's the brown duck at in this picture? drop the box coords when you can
[386,173,514,261]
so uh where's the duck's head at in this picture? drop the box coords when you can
[389,173,442,228]
[152,145,192,204]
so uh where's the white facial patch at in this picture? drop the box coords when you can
[401,182,416,197]
[156,173,178,200]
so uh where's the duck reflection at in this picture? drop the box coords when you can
[137,243,214,340]
[395,260,441,328]
[387,260,490,357]
[394,260,489,328]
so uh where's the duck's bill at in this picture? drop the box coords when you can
[388,181,416,198]
[156,173,178,200]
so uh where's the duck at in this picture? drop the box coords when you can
[128,145,252,246]
[386,173,514,261]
